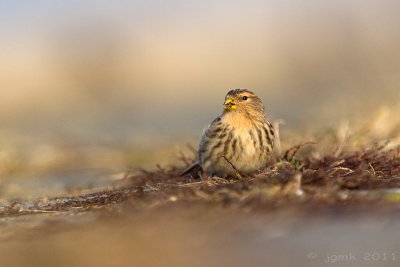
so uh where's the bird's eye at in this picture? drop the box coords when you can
[242,96,248,100]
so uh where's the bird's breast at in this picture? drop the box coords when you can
[199,116,273,177]
[228,123,271,171]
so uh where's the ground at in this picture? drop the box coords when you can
[1,128,400,266]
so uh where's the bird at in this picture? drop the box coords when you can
[181,89,274,179]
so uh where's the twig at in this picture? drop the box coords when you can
[283,141,316,161]
[178,143,197,165]
[186,143,197,155]
[334,120,349,157]
[155,182,204,187]
[221,156,244,179]
[272,119,284,156]
[328,166,354,176]
[178,150,191,165]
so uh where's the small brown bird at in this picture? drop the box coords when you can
[182,89,274,178]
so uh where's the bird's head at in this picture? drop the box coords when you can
[223,89,265,117]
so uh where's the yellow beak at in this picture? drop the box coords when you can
[224,98,236,110]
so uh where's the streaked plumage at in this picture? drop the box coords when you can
[182,89,274,178]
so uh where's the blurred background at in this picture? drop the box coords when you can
[1,0,400,197]
[2,2,400,266]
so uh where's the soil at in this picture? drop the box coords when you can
[1,142,400,266]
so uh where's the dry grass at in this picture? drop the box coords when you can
[1,121,400,267]
[2,137,400,218]
[2,109,400,217]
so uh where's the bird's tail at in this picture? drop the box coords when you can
[180,162,202,179]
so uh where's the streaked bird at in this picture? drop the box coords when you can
[182,89,274,178]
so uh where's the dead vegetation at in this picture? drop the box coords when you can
[2,140,400,218]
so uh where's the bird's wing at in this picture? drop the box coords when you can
[198,116,223,150]
[181,116,223,179]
